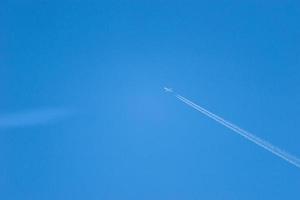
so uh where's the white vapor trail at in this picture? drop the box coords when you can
[172,92,300,168]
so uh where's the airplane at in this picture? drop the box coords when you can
[164,87,173,93]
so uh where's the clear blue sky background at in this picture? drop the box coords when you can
[1,0,300,199]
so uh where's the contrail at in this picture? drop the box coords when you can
[0,108,72,129]
[166,88,300,168]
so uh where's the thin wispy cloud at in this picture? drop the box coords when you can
[0,108,72,128]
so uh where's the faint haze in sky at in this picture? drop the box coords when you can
[0,108,72,128]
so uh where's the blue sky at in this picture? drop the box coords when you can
[1,0,300,199]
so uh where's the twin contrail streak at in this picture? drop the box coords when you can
[170,90,300,168]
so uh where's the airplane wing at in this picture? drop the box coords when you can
[164,87,173,93]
